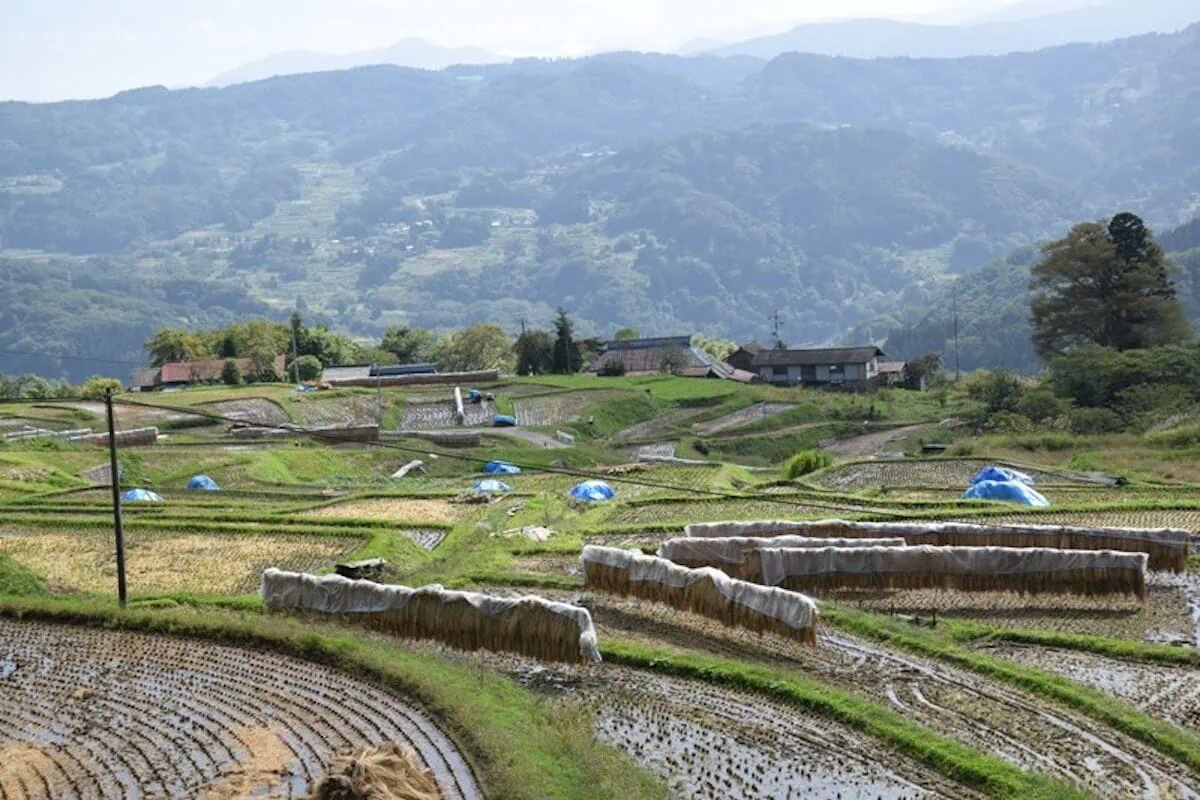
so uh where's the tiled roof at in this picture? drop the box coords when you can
[602,336,693,351]
[878,361,907,374]
[751,347,884,368]
[157,355,286,385]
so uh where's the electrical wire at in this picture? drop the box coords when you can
[113,396,860,513]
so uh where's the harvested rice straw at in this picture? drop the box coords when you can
[261,569,600,663]
[742,545,1148,599]
[305,743,442,800]
[658,536,907,579]
[581,546,818,644]
[684,519,1189,572]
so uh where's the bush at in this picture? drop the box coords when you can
[597,358,626,377]
[1068,407,1125,435]
[221,360,242,386]
[783,450,833,480]
[293,355,323,382]
[1146,423,1200,449]
[1016,388,1065,424]
[982,411,1034,433]
[1114,384,1195,428]
[79,376,122,401]
[965,370,1024,415]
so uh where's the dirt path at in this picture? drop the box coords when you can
[0,620,482,800]
[481,428,570,449]
[822,423,938,457]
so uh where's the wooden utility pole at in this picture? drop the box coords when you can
[953,286,961,382]
[104,389,127,609]
[291,325,300,384]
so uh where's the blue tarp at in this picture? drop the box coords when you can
[187,475,220,492]
[483,461,521,475]
[568,480,615,502]
[493,415,518,427]
[970,466,1035,486]
[468,389,483,403]
[473,479,513,493]
[122,489,163,503]
[963,480,1050,507]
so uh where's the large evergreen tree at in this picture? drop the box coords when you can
[514,330,554,375]
[1030,212,1191,359]
[551,308,581,374]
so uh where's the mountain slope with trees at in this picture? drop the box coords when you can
[1,26,1199,379]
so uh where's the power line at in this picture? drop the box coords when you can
[112,397,862,514]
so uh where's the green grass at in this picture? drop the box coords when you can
[823,605,1200,776]
[0,554,47,596]
[0,597,667,800]
[695,423,858,465]
[603,640,1088,800]
[941,618,1200,667]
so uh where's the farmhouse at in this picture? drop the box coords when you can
[132,355,287,390]
[725,341,766,372]
[751,346,884,388]
[590,336,753,381]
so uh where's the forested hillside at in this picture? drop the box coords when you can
[1,25,1199,380]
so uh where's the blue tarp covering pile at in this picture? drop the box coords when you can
[187,475,220,491]
[963,480,1050,507]
[468,389,483,403]
[122,489,163,503]
[473,479,512,493]
[483,461,521,475]
[970,466,1035,486]
[568,480,615,502]
[493,415,518,427]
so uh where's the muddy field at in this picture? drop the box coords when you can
[0,621,481,799]
[615,409,708,442]
[691,403,794,436]
[293,395,383,427]
[578,597,1200,800]
[625,442,677,460]
[0,530,362,595]
[400,400,494,431]
[512,391,626,427]
[816,460,1077,491]
[205,398,290,426]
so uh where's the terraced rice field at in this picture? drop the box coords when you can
[614,409,707,442]
[575,597,1200,799]
[301,497,462,523]
[816,460,1076,491]
[0,620,481,799]
[691,403,794,435]
[292,395,383,427]
[512,391,627,426]
[0,529,363,595]
[205,398,290,426]
[950,510,1200,533]
[624,442,677,460]
[400,400,494,431]
[601,497,863,526]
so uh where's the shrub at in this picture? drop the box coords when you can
[1068,407,1125,435]
[1016,388,1065,424]
[294,355,323,382]
[597,358,626,377]
[783,450,833,480]
[1146,423,1200,449]
[79,376,123,401]
[1114,384,1195,428]
[982,411,1034,433]
[221,360,242,386]
[965,370,1024,415]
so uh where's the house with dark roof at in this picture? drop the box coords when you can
[725,342,766,372]
[589,336,753,382]
[751,347,885,388]
[132,355,287,390]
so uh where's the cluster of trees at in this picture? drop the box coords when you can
[963,212,1197,434]
[0,374,122,401]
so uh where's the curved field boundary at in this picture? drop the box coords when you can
[0,618,482,799]
[0,599,665,800]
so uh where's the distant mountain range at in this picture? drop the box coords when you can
[208,38,507,86]
[706,0,1200,59]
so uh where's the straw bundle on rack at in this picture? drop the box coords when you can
[684,519,1188,572]
[261,568,600,663]
[580,546,818,644]
[741,545,1147,599]
[658,536,907,579]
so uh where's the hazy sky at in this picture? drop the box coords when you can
[1,0,1038,102]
